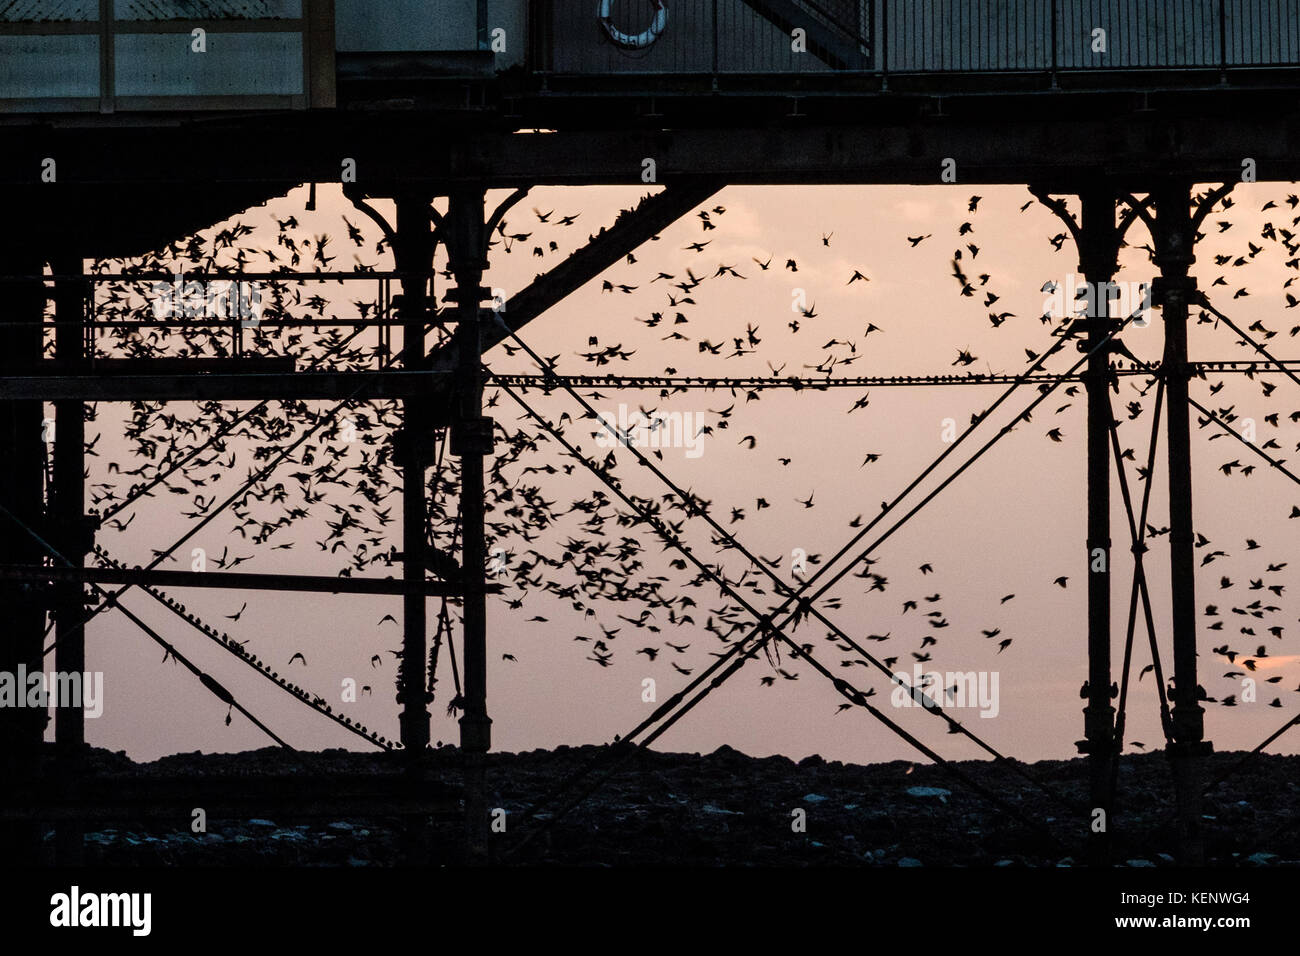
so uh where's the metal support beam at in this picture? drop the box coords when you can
[447,186,492,860]
[1152,181,1210,865]
[0,563,489,598]
[393,193,436,758]
[1076,191,1119,867]
[51,255,88,866]
[7,110,1299,190]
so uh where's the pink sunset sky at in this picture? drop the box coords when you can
[60,178,1300,769]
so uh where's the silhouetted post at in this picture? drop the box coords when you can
[1077,190,1118,866]
[52,254,90,865]
[0,251,50,863]
[394,193,435,756]
[1152,181,1208,865]
[447,187,492,859]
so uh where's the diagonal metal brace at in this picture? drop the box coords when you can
[429,178,726,368]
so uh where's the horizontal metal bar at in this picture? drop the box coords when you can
[490,362,1300,390]
[0,370,449,401]
[5,105,1300,188]
[41,356,297,374]
[0,318,405,329]
[0,272,408,283]
[0,564,491,597]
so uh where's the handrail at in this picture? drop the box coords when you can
[534,0,1300,79]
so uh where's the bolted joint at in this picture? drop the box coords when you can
[1078,256,1120,283]
[441,284,491,306]
[1169,701,1207,741]
[389,293,437,319]
[1083,702,1115,720]
[390,428,439,469]
[1149,275,1198,308]
[1067,316,1123,348]
[451,416,495,456]
[459,714,492,753]
[445,251,490,275]
[396,685,435,706]
[1080,703,1116,749]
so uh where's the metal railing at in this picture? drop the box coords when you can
[0,0,329,112]
[534,0,1300,78]
[536,0,870,75]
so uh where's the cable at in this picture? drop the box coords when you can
[1108,381,1174,756]
[1198,295,1300,394]
[89,545,392,751]
[0,500,292,750]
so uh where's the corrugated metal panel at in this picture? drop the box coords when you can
[0,34,98,94]
[114,0,301,18]
[719,0,845,73]
[487,0,527,67]
[1056,0,1218,68]
[805,0,868,38]
[885,0,1049,71]
[115,31,302,93]
[1228,0,1300,65]
[0,0,96,20]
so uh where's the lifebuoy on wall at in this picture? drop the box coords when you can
[598,0,667,50]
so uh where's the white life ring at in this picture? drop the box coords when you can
[598,0,666,50]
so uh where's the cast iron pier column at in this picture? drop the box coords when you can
[394,193,436,755]
[1152,182,1209,866]
[447,187,492,859]
[1077,190,1119,866]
